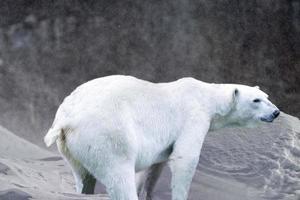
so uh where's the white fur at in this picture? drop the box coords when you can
[44,75,279,200]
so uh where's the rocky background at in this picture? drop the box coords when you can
[0,1,300,200]
[0,0,299,146]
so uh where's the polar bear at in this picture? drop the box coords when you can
[44,75,280,200]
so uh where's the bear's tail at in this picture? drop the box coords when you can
[44,125,61,147]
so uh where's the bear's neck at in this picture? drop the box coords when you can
[176,80,241,130]
[209,112,241,131]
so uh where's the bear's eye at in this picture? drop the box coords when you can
[253,99,261,103]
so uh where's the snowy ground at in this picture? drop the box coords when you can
[0,113,299,200]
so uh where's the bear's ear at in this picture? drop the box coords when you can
[219,88,239,116]
[218,88,239,116]
[254,85,260,89]
[233,88,239,101]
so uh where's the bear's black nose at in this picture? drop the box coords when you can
[272,110,280,118]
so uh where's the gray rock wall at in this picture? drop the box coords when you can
[0,0,299,145]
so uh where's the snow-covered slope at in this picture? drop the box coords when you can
[0,126,108,200]
[154,113,300,200]
[0,113,299,200]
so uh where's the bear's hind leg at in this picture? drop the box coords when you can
[95,163,138,200]
[69,163,96,193]
[64,154,96,194]
[57,140,96,194]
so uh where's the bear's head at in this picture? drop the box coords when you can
[226,85,280,127]
[212,85,280,130]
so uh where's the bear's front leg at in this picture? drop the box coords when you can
[169,118,210,200]
[169,155,199,200]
